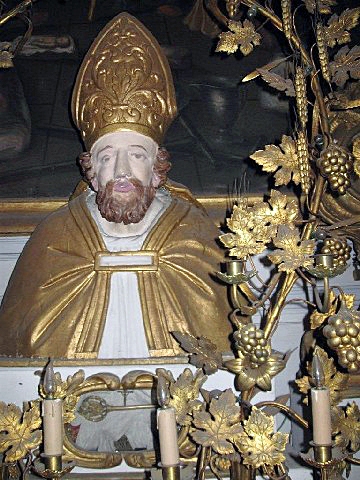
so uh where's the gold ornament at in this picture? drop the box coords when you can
[321,237,351,268]
[0,401,42,462]
[168,368,207,426]
[317,143,353,194]
[216,19,261,56]
[329,45,360,88]
[236,407,288,469]
[250,135,301,187]
[332,402,360,452]
[316,22,331,83]
[324,7,360,48]
[302,0,337,15]
[225,346,287,392]
[295,347,349,405]
[171,332,223,375]
[268,225,315,272]
[220,190,299,261]
[233,324,271,367]
[296,129,311,194]
[309,290,338,329]
[225,0,241,18]
[256,68,295,97]
[323,301,360,372]
[191,389,243,455]
[295,67,308,129]
[71,13,177,149]
[281,0,292,42]
[353,137,360,176]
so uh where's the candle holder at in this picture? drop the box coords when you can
[32,454,75,479]
[160,464,181,480]
[300,443,348,480]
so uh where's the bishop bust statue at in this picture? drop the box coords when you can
[0,13,232,359]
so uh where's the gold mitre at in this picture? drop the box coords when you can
[71,13,177,149]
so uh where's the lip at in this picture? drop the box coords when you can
[113,180,135,193]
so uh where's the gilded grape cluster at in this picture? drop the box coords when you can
[323,315,360,372]
[321,237,351,268]
[318,144,353,194]
[234,324,270,368]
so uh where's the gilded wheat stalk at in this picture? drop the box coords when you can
[316,22,331,83]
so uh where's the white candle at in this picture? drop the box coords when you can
[42,399,63,456]
[157,407,179,466]
[311,387,332,445]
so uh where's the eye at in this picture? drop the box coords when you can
[100,155,110,163]
[129,151,146,161]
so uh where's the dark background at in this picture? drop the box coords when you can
[0,0,291,199]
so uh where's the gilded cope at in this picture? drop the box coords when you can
[0,13,232,359]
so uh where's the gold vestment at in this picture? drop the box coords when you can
[0,185,232,358]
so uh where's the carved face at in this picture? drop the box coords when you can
[90,131,159,224]
[90,131,158,191]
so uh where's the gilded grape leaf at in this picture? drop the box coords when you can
[302,0,336,15]
[330,45,360,88]
[268,225,315,272]
[332,402,360,451]
[216,20,261,56]
[310,290,337,329]
[192,389,242,454]
[242,57,289,83]
[236,407,288,468]
[250,135,300,187]
[168,368,207,426]
[257,69,295,97]
[252,190,299,228]
[171,331,223,374]
[0,401,42,462]
[325,8,360,48]
[295,348,349,405]
[219,230,268,259]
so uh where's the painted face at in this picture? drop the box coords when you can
[90,131,159,224]
[90,131,158,192]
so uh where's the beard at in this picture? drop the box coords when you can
[96,178,156,225]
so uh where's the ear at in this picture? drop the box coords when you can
[91,176,99,191]
[151,171,161,188]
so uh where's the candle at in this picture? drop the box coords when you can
[41,359,63,456]
[311,354,332,446]
[42,398,63,456]
[157,407,179,466]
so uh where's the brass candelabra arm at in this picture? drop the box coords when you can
[255,401,308,429]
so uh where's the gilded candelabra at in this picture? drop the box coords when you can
[172,0,360,478]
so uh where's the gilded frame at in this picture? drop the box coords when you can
[0,194,266,235]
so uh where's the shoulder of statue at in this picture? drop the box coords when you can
[164,179,206,213]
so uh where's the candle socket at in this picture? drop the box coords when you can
[226,260,244,276]
[315,254,334,269]
[313,444,332,464]
[42,454,63,472]
[161,465,180,480]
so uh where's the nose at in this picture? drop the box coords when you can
[114,149,131,178]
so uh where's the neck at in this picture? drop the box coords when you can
[95,194,163,238]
